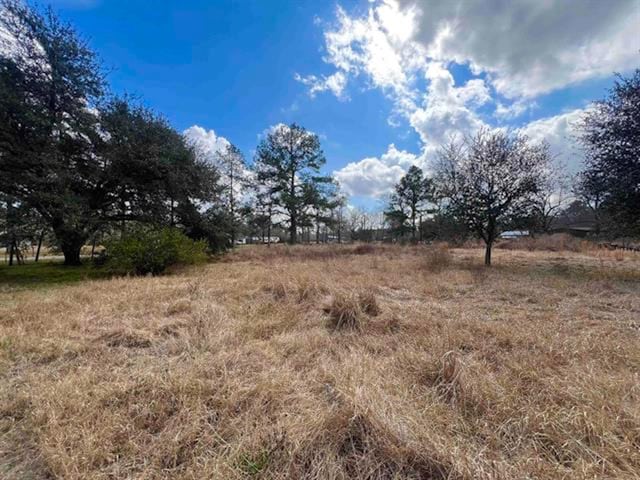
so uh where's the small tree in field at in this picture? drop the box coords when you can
[385,166,434,240]
[254,124,331,244]
[435,129,550,265]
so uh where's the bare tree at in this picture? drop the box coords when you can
[435,128,551,265]
[530,162,570,234]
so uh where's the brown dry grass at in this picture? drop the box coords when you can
[1,245,639,479]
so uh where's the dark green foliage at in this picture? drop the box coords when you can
[105,227,207,275]
[254,124,332,244]
[0,0,105,264]
[0,3,221,265]
[385,166,434,240]
[578,69,640,236]
[97,97,220,230]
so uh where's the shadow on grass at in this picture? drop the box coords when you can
[0,260,111,289]
[455,257,640,283]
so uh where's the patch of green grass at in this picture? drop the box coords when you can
[0,260,110,290]
[237,450,270,476]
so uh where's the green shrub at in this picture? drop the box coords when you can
[105,227,207,275]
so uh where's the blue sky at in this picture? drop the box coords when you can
[50,0,639,208]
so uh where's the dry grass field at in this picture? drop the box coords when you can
[1,244,639,479]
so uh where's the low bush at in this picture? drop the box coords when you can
[105,227,207,275]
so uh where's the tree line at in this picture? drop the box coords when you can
[383,69,638,265]
[0,1,344,265]
[383,66,639,265]
[1,1,638,267]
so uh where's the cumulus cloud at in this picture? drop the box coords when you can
[334,144,424,197]
[520,109,587,173]
[294,72,348,99]
[409,62,488,147]
[298,0,638,200]
[183,125,230,165]
[308,0,637,107]
[398,0,639,98]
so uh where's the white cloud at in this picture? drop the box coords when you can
[318,3,425,111]
[495,100,537,120]
[334,144,424,197]
[398,0,639,98]
[409,62,488,147]
[313,0,638,105]
[294,72,348,99]
[297,0,638,200]
[183,125,257,206]
[183,125,230,165]
[520,108,587,173]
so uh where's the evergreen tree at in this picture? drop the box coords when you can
[385,166,434,240]
[578,69,640,235]
[254,124,331,244]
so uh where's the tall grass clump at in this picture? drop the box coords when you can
[105,227,207,275]
[325,293,363,330]
[424,244,453,272]
[325,290,380,330]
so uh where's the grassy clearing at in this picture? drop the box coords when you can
[0,245,639,479]
[0,260,109,290]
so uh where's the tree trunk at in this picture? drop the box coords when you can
[267,215,272,248]
[15,241,24,265]
[35,231,44,262]
[411,211,416,240]
[484,241,492,266]
[289,172,297,244]
[289,215,297,244]
[60,238,84,266]
[8,240,15,266]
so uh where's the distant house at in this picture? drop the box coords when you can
[235,236,280,245]
[500,230,530,239]
[551,224,596,238]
